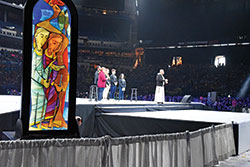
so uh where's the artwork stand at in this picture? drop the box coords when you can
[18,0,79,139]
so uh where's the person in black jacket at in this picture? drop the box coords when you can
[109,69,118,99]
[94,66,101,85]
[118,73,126,100]
[154,69,168,104]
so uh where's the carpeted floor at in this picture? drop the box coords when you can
[215,150,250,167]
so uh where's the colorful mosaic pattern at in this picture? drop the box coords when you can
[29,0,71,130]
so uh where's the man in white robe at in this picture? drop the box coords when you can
[154,69,168,104]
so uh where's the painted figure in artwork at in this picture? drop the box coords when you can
[29,27,50,128]
[29,0,70,130]
[42,33,65,128]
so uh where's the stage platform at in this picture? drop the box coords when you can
[103,110,250,124]
[1,95,250,155]
[75,98,206,138]
[0,95,205,130]
[0,96,205,115]
[0,95,21,115]
[76,98,206,106]
[96,110,250,154]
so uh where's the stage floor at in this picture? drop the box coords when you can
[0,95,21,114]
[102,110,250,124]
[76,98,204,106]
[215,149,250,167]
[0,95,205,114]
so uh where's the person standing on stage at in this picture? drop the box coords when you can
[109,69,118,99]
[97,67,107,101]
[154,69,168,104]
[103,68,111,99]
[94,66,101,85]
[118,73,126,100]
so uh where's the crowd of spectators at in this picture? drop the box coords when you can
[133,95,250,112]
[205,96,250,112]
[0,36,23,50]
[1,49,250,112]
[78,51,134,67]
[0,49,22,95]
[76,52,250,112]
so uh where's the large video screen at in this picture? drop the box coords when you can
[29,0,71,131]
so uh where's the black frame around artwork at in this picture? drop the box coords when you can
[20,0,79,138]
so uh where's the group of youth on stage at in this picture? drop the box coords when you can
[93,66,168,103]
[94,66,126,101]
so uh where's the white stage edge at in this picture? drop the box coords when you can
[0,95,203,114]
[0,95,21,114]
[76,98,204,105]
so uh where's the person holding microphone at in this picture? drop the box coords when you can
[154,69,168,104]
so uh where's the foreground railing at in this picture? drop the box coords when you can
[0,124,235,167]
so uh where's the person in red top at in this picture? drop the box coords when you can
[232,98,237,112]
[97,67,107,101]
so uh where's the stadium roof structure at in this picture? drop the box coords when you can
[0,0,24,9]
